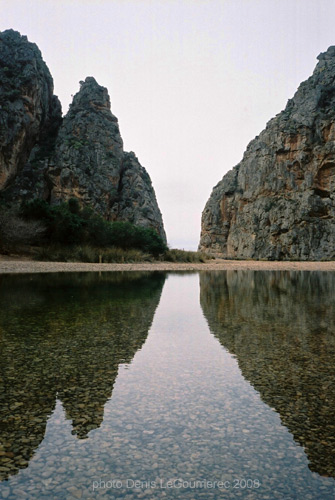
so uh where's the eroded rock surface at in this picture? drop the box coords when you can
[0,31,166,242]
[47,77,124,217]
[47,78,166,240]
[200,47,335,260]
[116,152,166,237]
[0,29,62,190]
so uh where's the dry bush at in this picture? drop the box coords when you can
[34,245,152,263]
[162,248,210,263]
[0,208,46,252]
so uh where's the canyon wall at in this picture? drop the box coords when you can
[200,47,335,260]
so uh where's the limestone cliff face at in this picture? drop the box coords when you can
[47,77,124,215]
[0,29,62,190]
[115,152,166,238]
[200,47,335,260]
[47,78,166,240]
[0,32,166,243]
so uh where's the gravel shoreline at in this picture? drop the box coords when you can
[1,257,335,273]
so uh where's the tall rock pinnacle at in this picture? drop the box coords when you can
[48,77,124,214]
[0,32,166,243]
[199,46,335,260]
[47,77,166,241]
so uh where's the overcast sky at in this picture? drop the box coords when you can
[2,0,335,249]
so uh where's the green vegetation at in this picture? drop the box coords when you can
[21,198,167,256]
[65,137,89,149]
[0,198,212,263]
[163,248,210,263]
[33,245,210,264]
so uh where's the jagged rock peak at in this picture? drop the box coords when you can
[47,77,124,216]
[0,31,166,243]
[317,45,335,60]
[0,28,42,59]
[70,77,112,113]
[47,77,165,241]
[199,47,335,261]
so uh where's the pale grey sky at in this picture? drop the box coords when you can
[1,0,335,249]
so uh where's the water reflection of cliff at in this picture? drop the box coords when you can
[200,270,335,477]
[0,272,166,480]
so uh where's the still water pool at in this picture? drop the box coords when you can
[0,271,334,499]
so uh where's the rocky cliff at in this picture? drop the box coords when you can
[48,77,166,240]
[0,30,166,243]
[0,29,62,190]
[199,47,335,260]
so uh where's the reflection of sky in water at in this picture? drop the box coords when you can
[0,272,334,499]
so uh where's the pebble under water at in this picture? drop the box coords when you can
[0,270,334,499]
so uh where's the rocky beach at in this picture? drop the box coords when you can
[1,255,335,273]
